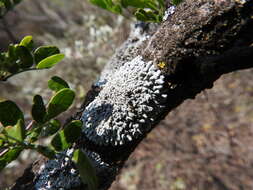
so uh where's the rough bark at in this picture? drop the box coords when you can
[11,0,253,190]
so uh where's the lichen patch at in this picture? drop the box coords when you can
[81,56,167,146]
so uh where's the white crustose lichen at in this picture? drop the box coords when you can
[81,56,167,146]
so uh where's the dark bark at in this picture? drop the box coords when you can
[11,0,253,190]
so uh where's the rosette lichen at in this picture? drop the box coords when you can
[81,56,168,146]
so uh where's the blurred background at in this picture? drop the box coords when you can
[0,0,253,189]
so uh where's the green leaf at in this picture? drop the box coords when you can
[172,0,183,6]
[135,9,160,22]
[0,100,24,127]
[36,54,64,69]
[0,132,5,147]
[109,4,122,14]
[3,0,12,10]
[7,44,17,61]
[51,120,82,151]
[72,149,98,190]
[15,45,34,68]
[90,0,122,14]
[5,119,25,142]
[45,88,75,121]
[6,45,19,73]
[51,132,66,151]
[121,0,150,8]
[157,0,165,7]
[34,46,60,64]
[48,76,69,92]
[31,95,46,123]
[41,119,61,137]
[0,147,23,171]
[89,0,107,9]
[26,125,42,143]
[36,145,55,159]
[19,36,33,51]
[63,120,82,143]
[13,0,22,4]
[0,2,4,8]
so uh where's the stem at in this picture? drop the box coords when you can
[0,149,8,157]
[26,120,35,131]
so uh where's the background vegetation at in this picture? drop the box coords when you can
[0,0,253,189]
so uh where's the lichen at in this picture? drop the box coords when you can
[35,148,115,190]
[81,56,168,146]
[163,5,176,21]
[35,149,82,190]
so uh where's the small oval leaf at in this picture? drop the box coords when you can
[34,46,60,64]
[0,100,24,127]
[48,76,69,92]
[8,44,18,61]
[31,95,46,123]
[45,88,75,121]
[36,54,64,69]
[5,119,25,142]
[36,145,56,159]
[19,36,33,51]
[72,149,98,190]
[51,131,67,151]
[64,120,82,143]
[16,45,34,68]
[41,119,61,137]
[51,120,82,151]
[0,147,23,171]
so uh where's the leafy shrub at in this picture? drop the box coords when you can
[89,0,184,22]
[0,0,22,18]
[0,36,98,190]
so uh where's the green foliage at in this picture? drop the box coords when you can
[34,46,60,64]
[45,88,75,121]
[36,145,55,159]
[4,119,25,142]
[0,0,22,18]
[172,0,183,6]
[0,71,77,170]
[48,76,70,92]
[40,119,61,137]
[0,64,97,182]
[0,33,76,169]
[90,0,122,14]
[19,35,33,51]
[15,45,34,68]
[0,36,64,81]
[51,120,82,151]
[89,0,184,23]
[36,54,65,69]
[0,0,101,180]
[31,95,46,124]
[72,149,99,190]
[0,99,24,127]
[89,0,165,22]
[0,148,22,171]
